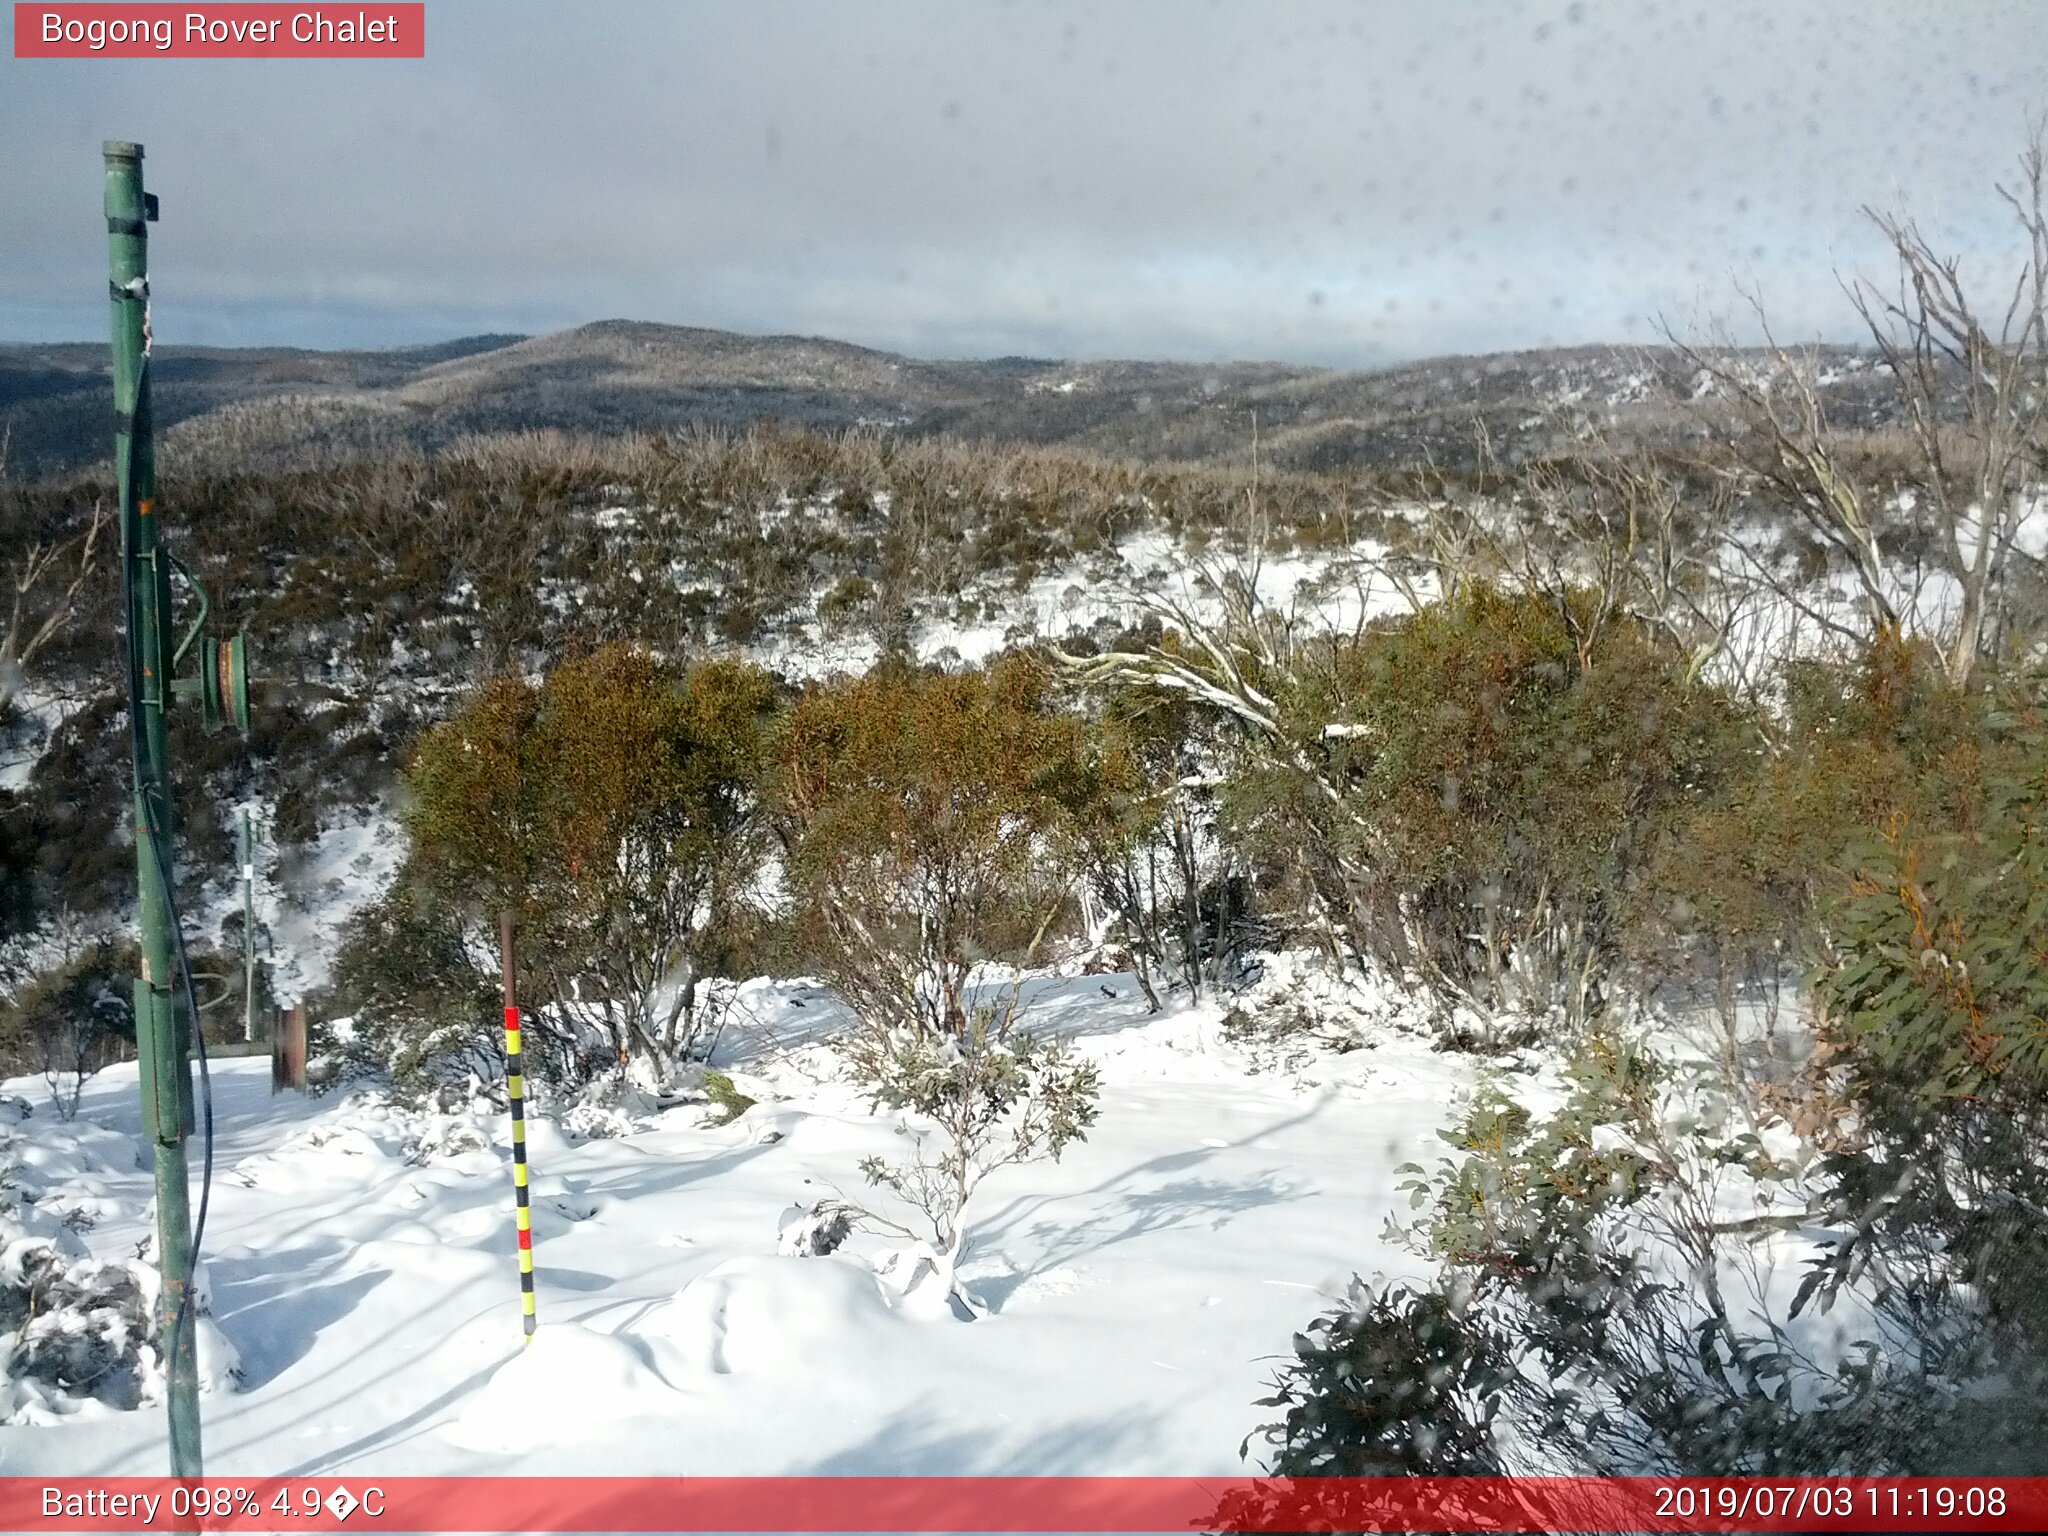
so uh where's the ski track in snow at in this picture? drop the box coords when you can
[0,973,1473,1476]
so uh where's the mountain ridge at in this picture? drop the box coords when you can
[0,319,1886,482]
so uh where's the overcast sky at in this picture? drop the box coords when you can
[3,0,2045,366]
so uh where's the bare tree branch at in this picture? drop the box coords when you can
[0,433,110,718]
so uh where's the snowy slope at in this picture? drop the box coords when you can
[0,973,1480,1477]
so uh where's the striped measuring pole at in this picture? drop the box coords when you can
[500,911,537,1342]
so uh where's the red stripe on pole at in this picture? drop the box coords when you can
[504,1005,520,1034]
[1,1477,2043,1532]
[517,1227,532,1251]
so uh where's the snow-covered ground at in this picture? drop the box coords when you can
[246,811,408,1005]
[0,688,88,795]
[0,971,1484,1476]
[758,522,1428,681]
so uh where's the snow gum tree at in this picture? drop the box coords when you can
[1065,672,1219,1008]
[0,435,107,722]
[1675,136,2048,688]
[1086,581,1750,1040]
[398,644,777,1088]
[774,653,1092,1039]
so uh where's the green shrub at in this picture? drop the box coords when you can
[774,654,1092,1039]
[315,886,506,1102]
[1062,686,1202,1009]
[1800,675,2048,1464]
[0,791,37,944]
[400,645,778,1086]
[1649,630,2001,965]
[698,1068,755,1126]
[1228,584,1753,1036]
[0,937,138,1118]
[1237,1277,1511,1475]
[1251,677,2048,1480]
[817,574,875,629]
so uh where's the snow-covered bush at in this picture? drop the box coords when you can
[315,885,505,1106]
[777,1198,855,1258]
[0,932,137,1119]
[1248,1025,2030,1478]
[1215,949,1400,1055]
[559,1067,660,1141]
[1,1133,239,1422]
[4,1247,156,1414]
[400,1115,491,1165]
[805,1004,1098,1316]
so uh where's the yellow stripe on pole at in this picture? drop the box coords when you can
[502,926,536,1346]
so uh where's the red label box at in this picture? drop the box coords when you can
[13,4,425,58]
[3,1476,2047,1533]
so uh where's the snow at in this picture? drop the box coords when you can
[256,810,407,1004]
[895,528,1428,674]
[734,506,1438,681]
[0,687,88,794]
[0,970,1481,1476]
[636,1254,907,1378]
[444,1324,686,1454]
[2012,491,2048,561]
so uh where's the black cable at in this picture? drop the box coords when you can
[118,355,216,1388]
[145,791,214,1380]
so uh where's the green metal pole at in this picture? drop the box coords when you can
[106,139,204,1480]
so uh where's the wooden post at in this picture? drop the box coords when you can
[267,1006,307,1094]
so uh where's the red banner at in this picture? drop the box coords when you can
[1,1476,2044,1533]
[12,5,424,58]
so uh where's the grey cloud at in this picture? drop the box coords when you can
[2,0,2043,362]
